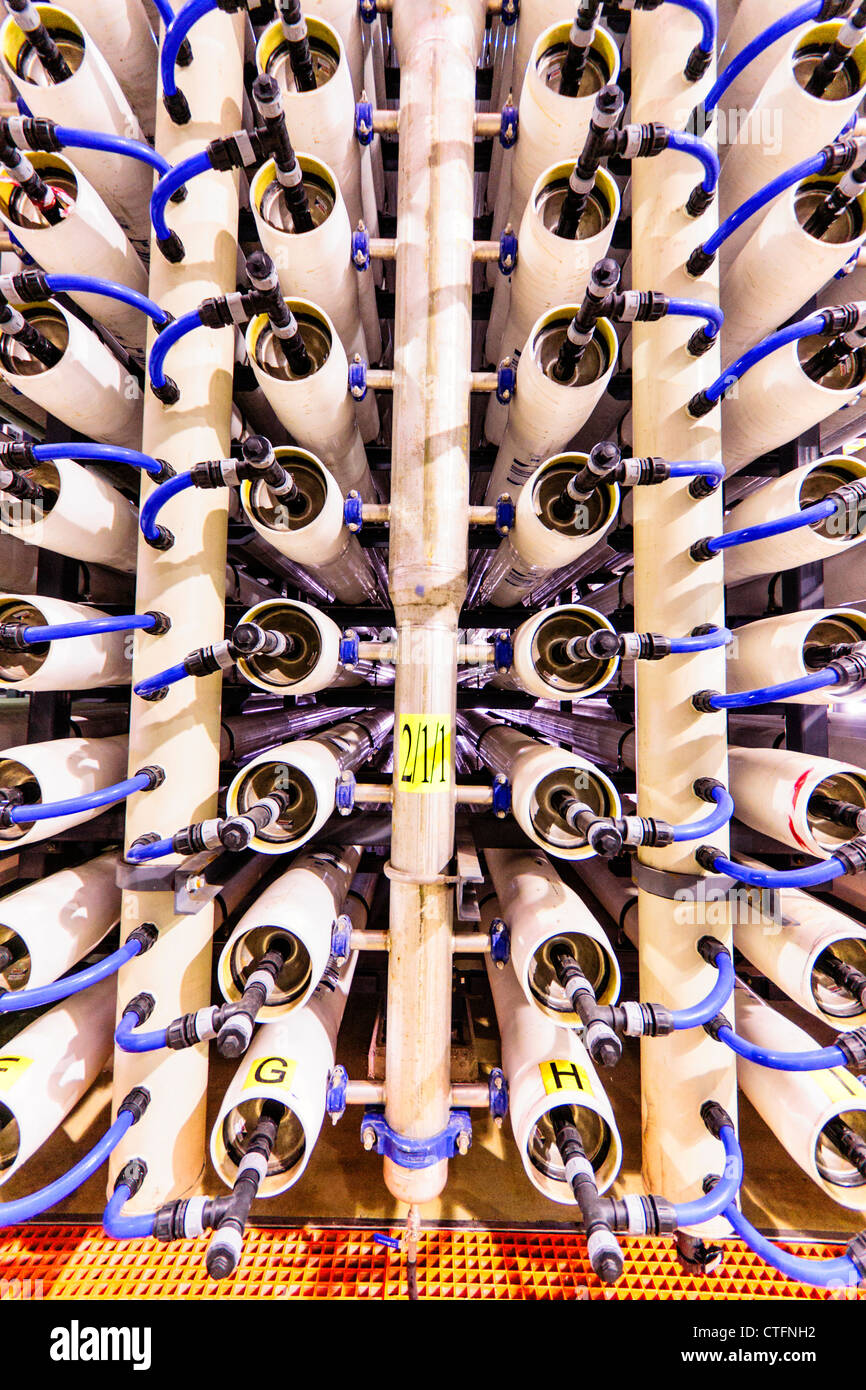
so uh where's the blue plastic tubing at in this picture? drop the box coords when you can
[667,296,724,338]
[716,1022,847,1072]
[160,0,216,101]
[42,275,168,328]
[704,668,841,710]
[698,151,828,261]
[53,126,171,179]
[674,1124,742,1226]
[115,1010,168,1054]
[671,950,736,1029]
[6,771,152,825]
[698,313,826,408]
[20,614,158,644]
[725,1204,861,1287]
[670,784,735,841]
[0,938,142,1013]
[665,131,720,193]
[140,471,195,542]
[150,150,211,241]
[668,460,726,484]
[148,307,205,390]
[668,626,732,654]
[666,0,715,53]
[33,443,164,476]
[151,0,176,26]
[133,662,190,701]
[703,498,837,555]
[104,1184,156,1239]
[706,851,847,891]
[702,1,822,115]
[0,1109,137,1228]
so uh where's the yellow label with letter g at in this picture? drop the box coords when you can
[0,1055,31,1091]
[397,715,452,792]
[540,1059,593,1097]
[244,1055,297,1094]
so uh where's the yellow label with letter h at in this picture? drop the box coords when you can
[540,1059,593,1097]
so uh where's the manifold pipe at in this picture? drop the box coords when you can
[491,19,620,241]
[246,298,376,502]
[217,844,362,1017]
[57,0,157,139]
[720,174,866,364]
[0,732,126,847]
[719,335,866,475]
[734,987,866,1212]
[0,152,148,350]
[0,593,133,690]
[0,976,115,1185]
[383,0,483,1207]
[249,152,381,439]
[728,745,866,859]
[0,5,152,245]
[211,878,373,1196]
[224,710,393,855]
[255,15,369,233]
[719,21,866,266]
[485,161,620,378]
[484,845,620,1025]
[721,456,866,581]
[484,310,617,499]
[630,5,738,1221]
[109,7,244,1209]
[239,448,380,604]
[0,455,138,574]
[0,849,119,994]
[490,603,620,702]
[473,452,620,606]
[483,925,623,1205]
[460,710,621,861]
[726,607,866,705]
[0,299,143,446]
[233,597,378,697]
[716,0,813,128]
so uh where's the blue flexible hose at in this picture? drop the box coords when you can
[148,308,205,391]
[668,460,726,484]
[42,275,168,328]
[103,1184,157,1240]
[125,836,176,864]
[668,627,733,653]
[54,125,171,179]
[666,131,720,193]
[6,771,152,825]
[671,950,736,1029]
[0,1110,136,1228]
[151,0,176,26]
[667,0,715,53]
[704,668,840,710]
[674,1124,742,1225]
[698,312,826,407]
[706,853,847,890]
[702,1,822,115]
[705,498,837,554]
[20,614,158,644]
[115,1010,168,1054]
[699,151,828,260]
[150,150,211,242]
[160,0,215,101]
[725,1204,861,1287]
[0,938,143,1013]
[667,296,724,338]
[670,784,735,841]
[716,1023,847,1071]
[140,472,194,543]
[33,443,164,476]
[133,661,190,701]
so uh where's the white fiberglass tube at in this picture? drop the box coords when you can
[735,988,866,1211]
[484,845,620,1025]
[478,452,619,606]
[61,0,157,138]
[718,0,811,124]
[0,593,133,690]
[484,309,617,499]
[0,300,143,448]
[728,744,866,859]
[492,603,619,702]
[0,454,138,573]
[726,608,866,706]
[0,976,114,1185]
[246,299,376,501]
[234,597,373,696]
[511,1,584,103]
[0,733,127,848]
[217,844,361,1017]
[0,850,119,993]
[0,6,153,244]
[484,936,622,1204]
[0,152,148,350]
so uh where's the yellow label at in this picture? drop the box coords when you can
[0,1055,31,1091]
[243,1055,297,1094]
[397,715,452,793]
[540,1059,593,1097]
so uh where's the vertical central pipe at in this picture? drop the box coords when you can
[384,0,484,1204]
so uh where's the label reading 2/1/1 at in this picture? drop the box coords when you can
[397,715,452,792]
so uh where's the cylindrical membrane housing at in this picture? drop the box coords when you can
[0,454,138,573]
[728,744,866,858]
[0,593,133,689]
[233,597,372,696]
[0,850,119,994]
[492,603,619,702]
[726,607,866,705]
[0,733,127,848]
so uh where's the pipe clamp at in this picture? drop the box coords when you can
[359,1110,473,1167]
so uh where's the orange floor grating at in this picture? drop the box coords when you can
[0,1225,862,1299]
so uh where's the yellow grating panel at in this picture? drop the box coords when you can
[0,1225,863,1299]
